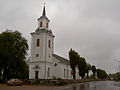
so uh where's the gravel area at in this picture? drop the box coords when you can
[0,84,60,90]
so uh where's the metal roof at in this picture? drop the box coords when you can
[53,54,70,65]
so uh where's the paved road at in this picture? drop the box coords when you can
[0,81,120,90]
[58,81,120,90]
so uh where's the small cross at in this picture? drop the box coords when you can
[44,3,46,6]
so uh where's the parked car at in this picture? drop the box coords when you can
[7,79,23,86]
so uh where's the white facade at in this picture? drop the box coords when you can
[28,6,80,79]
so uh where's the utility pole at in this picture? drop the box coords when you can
[114,59,120,72]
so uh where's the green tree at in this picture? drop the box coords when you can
[96,69,108,79]
[86,63,91,79]
[91,65,96,79]
[69,49,79,79]
[0,31,28,80]
[78,57,87,79]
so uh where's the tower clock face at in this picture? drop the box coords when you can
[36,53,39,57]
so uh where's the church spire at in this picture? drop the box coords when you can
[37,4,50,29]
[42,6,46,16]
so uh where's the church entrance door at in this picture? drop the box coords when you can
[35,71,39,79]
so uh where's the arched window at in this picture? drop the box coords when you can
[40,22,42,27]
[46,23,48,28]
[48,40,51,48]
[36,39,40,47]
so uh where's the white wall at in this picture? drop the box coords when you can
[51,56,80,79]
[29,61,53,79]
[29,13,80,80]
[38,17,49,29]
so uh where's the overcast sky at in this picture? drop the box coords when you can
[0,0,120,74]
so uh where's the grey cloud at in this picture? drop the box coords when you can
[0,0,120,73]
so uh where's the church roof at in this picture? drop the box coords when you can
[38,6,50,21]
[53,54,70,65]
[35,27,53,33]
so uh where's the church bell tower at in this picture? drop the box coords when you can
[29,5,54,79]
[38,6,50,29]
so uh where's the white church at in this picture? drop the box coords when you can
[28,6,80,79]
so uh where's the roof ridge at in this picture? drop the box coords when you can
[53,54,69,61]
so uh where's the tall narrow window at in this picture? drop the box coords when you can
[48,40,51,48]
[36,39,40,47]
[40,22,42,27]
[67,69,69,78]
[46,23,48,28]
[64,69,66,78]
[47,68,50,77]
[49,54,50,58]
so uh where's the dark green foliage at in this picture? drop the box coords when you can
[115,73,120,80]
[69,49,108,80]
[91,65,96,78]
[86,63,91,79]
[96,69,108,79]
[108,72,120,80]
[78,57,87,79]
[0,31,29,80]
[69,49,79,79]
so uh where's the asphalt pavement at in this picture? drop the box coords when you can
[0,81,120,90]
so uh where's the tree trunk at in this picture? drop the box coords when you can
[87,71,89,79]
[0,69,2,80]
[82,76,84,79]
[93,72,96,79]
[3,68,10,81]
[3,69,7,81]
[73,69,76,80]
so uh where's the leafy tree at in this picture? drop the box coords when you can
[69,49,79,79]
[86,63,91,79]
[91,65,96,79]
[0,31,28,80]
[96,69,108,79]
[78,57,87,79]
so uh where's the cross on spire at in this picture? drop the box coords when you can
[44,3,46,6]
